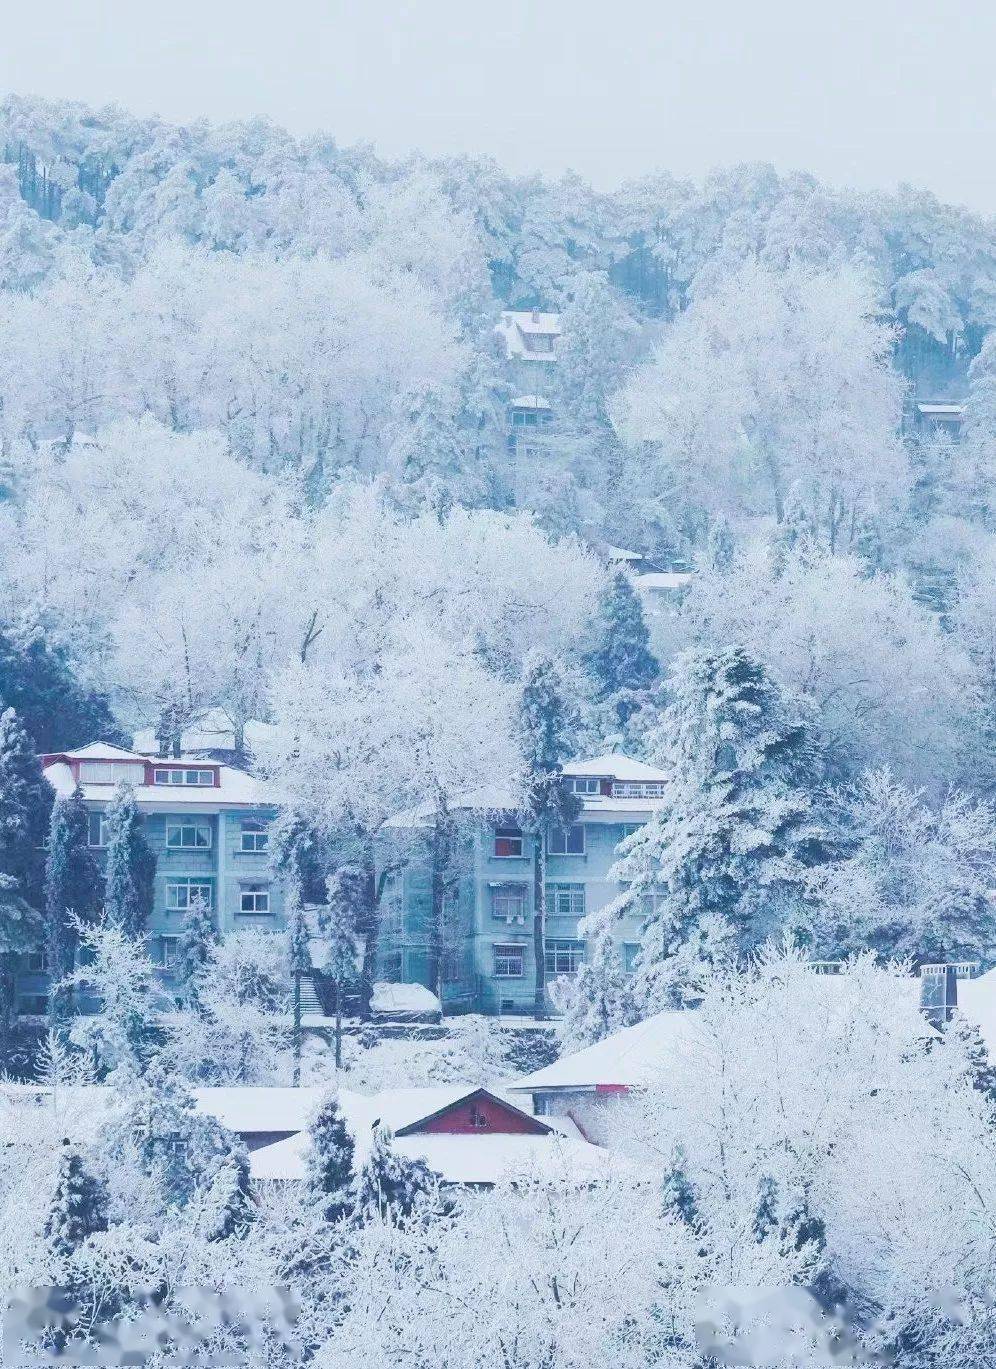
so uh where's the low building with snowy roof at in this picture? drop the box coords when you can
[495,310,561,367]
[16,741,286,1018]
[376,752,670,1017]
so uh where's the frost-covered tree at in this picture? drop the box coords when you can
[44,1138,108,1262]
[173,894,218,1008]
[287,890,309,1088]
[0,706,50,1038]
[517,654,581,1018]
[63,917,166,1076]
[809,768,996,963]
[102,783,155,939]
[585,571,658,726]
[305,1091,356,1222]
[612,648,832,1007]
[353,1123,438,1223]
[558,913,642,1049]
[44,785,100,1027]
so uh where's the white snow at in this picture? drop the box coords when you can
[132,709,277,757]
[563,753,669,782]
[955,968,996,1059]
[42,744,278,808]
[370,982,442,1017]
[633,572,694,592]
[510,1010,697,1094]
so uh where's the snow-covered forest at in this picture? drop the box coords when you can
[1,88,996,1366]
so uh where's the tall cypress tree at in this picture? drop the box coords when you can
[305,1091,356,1221]
[354,1122,436,1222]
[585,572,658,723]
[44,1139,108,1262]
[518,655,581,1019]
[174,894,219,1007]
[44,786,100,1028]
[0,708,51,1041]
[103,783,156,938]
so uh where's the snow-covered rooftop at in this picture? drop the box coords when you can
[42,742,278,809]
[633,571,694,593]
[563,753,669,782]
[510,1010,697,1094]
[495,311,561,362]
[509,394,552,410]
[915,402,964,416]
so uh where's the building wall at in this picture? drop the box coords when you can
[377,814,645,1016]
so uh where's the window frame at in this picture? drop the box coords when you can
[491,883,528,921]
[153,767,216,788]
[568,777,601,795]
[549,884,585,918]
[239,883,271,916]
[547,823,586,856]
[544,938,585,975]
[492,943,525,979]
[165,878,213,911]
[240,820,269,853]
[87,812,111,848]
[165,820,212,851]
[493,826,525,859]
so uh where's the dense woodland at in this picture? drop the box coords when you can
[0,91,996,1366]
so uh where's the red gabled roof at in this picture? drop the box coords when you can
[394,1087,551,1137]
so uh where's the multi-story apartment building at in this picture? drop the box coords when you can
[376,753,669,1015]
[17,742,282,1012]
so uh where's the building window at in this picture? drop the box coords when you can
[26,950,48,973]
[493,944,525,978]
[549,884,585,918]
[612,781,666,798]
[18,994,48,1016]
[166,878,212,911]
[166,820,212,850]
[87,812,110,848]
[491,884,528,921]
[493,826,524,858]
[381,949,403,981]
[544,939,585,975]
[468,1104,489,1129]
[441,949,463,983]
[240,820,268,853]
[547,824,585,856]
[567,777,601,795]
[153,768,215,787]
[152,936,180,968]
[239,884,270,915]
[79,761,145,785]
[623,943,640,973]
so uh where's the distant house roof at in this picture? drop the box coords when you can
[605,545,645,564]
[634,572,694,593]
[915,402,964,416]
[41,742,278,809]
[563,753,669,783]
[509,1011,697,1095]
[509,394,552,410]
[495,310,561,363]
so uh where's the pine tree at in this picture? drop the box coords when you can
[561,913,641,1048]
[287,888,309,1087]
[354,1122,437,1222]
[320,868,361,1069]
[44,1139,108,1261]
[0,630,123,754]
[615,648,832,1009]
[518,655,581,1019]
[585,572,658,724]
[103,783,156,939]
[948,1010,996,1106]
[305,1091,356,1221]
[661,1157,700,1228]
[704,515,735,573]
[44,786,100,1029]
[772,483,821,571]
[0,707,50,1047]
[198,1147,254,1241]
[174,894,219,1007]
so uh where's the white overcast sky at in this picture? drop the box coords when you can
[2,0,993,214]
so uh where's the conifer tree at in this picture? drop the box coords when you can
[199,1147,254,1241]
[44,786,100,1028]
[320,868,362,1069]
[103,783,156,939]
[173,894,219,1008]
[44,1139,108,1261]
[560,913,641,1048]
[305,1091,356,1221]
[0,708,50,1045]
[772,483,821,570]
[518,655,581,1018]
[948,1010,996,1106]
[585,571,658,724]
[287,889,309,1087]
[354,1122,437,1222]
[612,648,832,1009]
[704,514,735,573]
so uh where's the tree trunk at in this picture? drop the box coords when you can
[427,797,452,1004]
[532,831,547,1019]
[358,841,379,1022]
[292,967,301,1088]
[334,978,342,1070]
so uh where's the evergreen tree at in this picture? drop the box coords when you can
[44,786,100,1029]
[305,1091,356,1221]
[704,514,735,573]
[0,631,123,753]
[518,655,581,1019]
[614,648,832,1008]
[174,894,219,1007]
[560,913,641,1048]
[948,1010,996,1107]
[287,887,310,1086]
[103,783,156,939]
[0,708,51,1045]
[320,868,362,1069]
[585,572,658,724]
[772,484,821,571]
[661,1156,700,1229]
[354,1122,437,1222]
[198,1147,254,1241]
[0,706,53,899]
[44,1139,108,1261]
